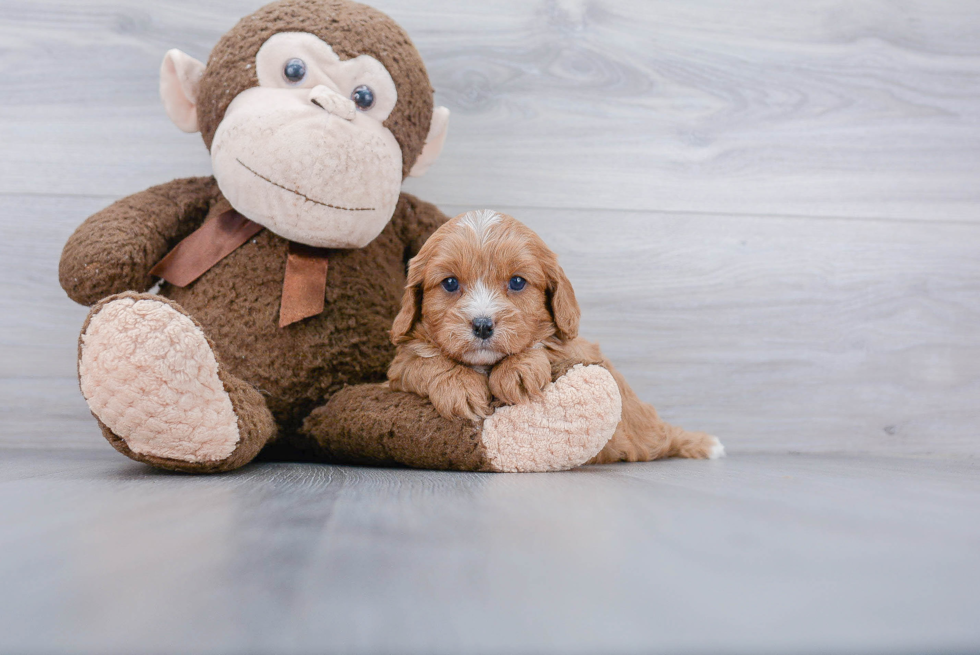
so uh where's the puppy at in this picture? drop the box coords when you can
[388,210,723,463]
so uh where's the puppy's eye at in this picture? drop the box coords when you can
[441,277,459,292]
[508,276,527,291]
[283,58,307,84]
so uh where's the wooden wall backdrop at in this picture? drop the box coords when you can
[1,0,978,454]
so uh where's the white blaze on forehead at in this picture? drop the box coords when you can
[458,209,502,243]
[463,279,504,319]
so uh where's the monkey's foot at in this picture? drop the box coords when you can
[78,293,273,473]
[481,364,622,472]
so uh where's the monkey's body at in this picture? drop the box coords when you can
[152,182,438,436]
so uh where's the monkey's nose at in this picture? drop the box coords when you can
[308,85,356,121]
[472,317,494,340]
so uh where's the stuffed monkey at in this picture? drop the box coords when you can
[59,0,622,473]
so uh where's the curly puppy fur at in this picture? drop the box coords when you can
[387,211,724,463]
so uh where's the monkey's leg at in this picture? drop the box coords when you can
[78,292,276,473]
[300,364,622,473]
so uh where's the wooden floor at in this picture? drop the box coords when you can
[0,449,978,654]
[1,0,979,652]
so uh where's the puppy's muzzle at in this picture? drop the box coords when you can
[471,317,494,340]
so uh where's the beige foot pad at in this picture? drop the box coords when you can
[482,364,622,472]
[79,297,240,463]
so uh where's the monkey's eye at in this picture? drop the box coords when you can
[441,277,459,293]
[283,58,307,84]
[508,276,527,291]
[351,85,376,110]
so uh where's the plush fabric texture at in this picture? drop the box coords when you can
[160,49,205,133]
[408,106,450,178]
[196,0,433,177]
[80,292,278,474]
[299,360,624,473]
[79,295,240,463]
[300,383,490,470]
[482,364,621,472]
[95,370,277,474]
[254,32,399,122]
[59,177,220,306]
[148,204,264,287]
[62,177,448,444]
[211,84,404,248]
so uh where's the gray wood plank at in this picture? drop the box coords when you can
[0,449,978,654]
[0,194,102,380]
[3,194,978,454]
[0,379,101,449]
[1,1,980,221]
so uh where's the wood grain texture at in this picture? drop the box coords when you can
[1,0,979,220]
[1,449,978,654]
[1,0,979,456]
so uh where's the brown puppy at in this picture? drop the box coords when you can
[388,210,724,463]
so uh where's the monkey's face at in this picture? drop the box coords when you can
[210,32,403,249]
[160,0,450,250]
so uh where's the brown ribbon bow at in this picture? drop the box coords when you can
[149,209,330,328]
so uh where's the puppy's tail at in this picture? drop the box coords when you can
[608,374,724,461]
[661,422,725,460]
[549,340,725,462]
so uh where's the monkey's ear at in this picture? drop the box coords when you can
[160,49,206,133]
[408,107,450,178]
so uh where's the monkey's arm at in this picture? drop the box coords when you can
[59,177,219,306]
[396,192,450,261]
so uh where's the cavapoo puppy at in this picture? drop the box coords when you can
[388,210,724,463]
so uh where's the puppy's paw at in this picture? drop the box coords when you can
[430,366,493,421]
[490,349,552,406]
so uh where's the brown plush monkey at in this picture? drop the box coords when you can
[59,0,623,473]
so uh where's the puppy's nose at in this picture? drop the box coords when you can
[472,317,494,340]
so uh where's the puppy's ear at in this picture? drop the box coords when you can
[544,254,580,341]
[391,238,436,344]
[390,285,422,344]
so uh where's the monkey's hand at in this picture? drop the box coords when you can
[489,348,552,406]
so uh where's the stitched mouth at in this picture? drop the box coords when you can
[236,159,375,212]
